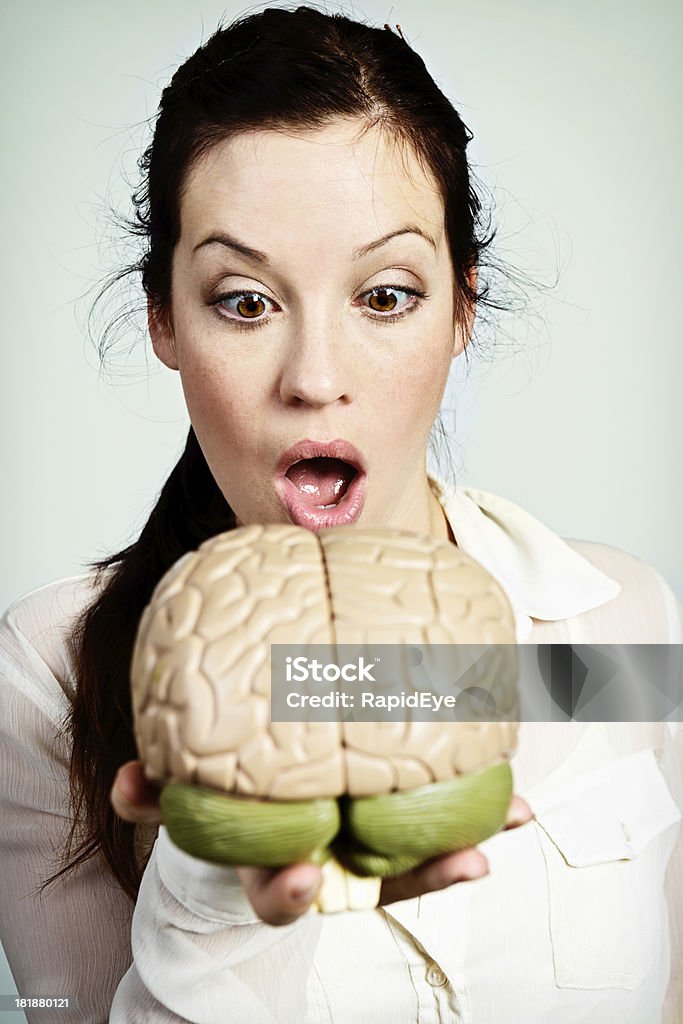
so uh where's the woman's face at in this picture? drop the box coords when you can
[150,117,469,536]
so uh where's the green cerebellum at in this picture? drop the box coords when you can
[336,761,513,877]
[160,782,340,868]
[160,761,513,876]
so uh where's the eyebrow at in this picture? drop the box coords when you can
[191,225,437,264]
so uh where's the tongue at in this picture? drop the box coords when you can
[285,457,356,507]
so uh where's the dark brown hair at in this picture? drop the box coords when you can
[44,4,509,901]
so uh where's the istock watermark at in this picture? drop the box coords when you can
[285,655,378,683]
[270,644,683,723]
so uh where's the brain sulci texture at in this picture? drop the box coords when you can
[131,523,519,801]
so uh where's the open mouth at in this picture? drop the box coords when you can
[285,457,359,509]
[274,440,368,530]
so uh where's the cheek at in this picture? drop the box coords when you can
[179,360,262,458]
[178,341,255,418]
[378,333,452,420]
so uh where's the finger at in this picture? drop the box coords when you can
[380,846,489,905]
[503,794,535,830]
[236,863,323,926]
[110,760,162,825]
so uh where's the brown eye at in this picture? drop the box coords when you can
[367,287,398,313]
[236,294,267,318]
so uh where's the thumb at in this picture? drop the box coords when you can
[111,760,162,824]
[503,794,534,830]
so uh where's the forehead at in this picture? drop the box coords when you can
[178,118,446,256]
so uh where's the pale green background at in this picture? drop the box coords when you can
[1,0,681,1016]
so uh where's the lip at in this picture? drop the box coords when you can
[274,438,368,532]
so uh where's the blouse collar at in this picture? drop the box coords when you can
[427,473,622,642]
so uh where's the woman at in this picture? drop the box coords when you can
[1,6,681,1023]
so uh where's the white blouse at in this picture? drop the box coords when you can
[1,475,681,1024]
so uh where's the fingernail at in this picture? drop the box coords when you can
[290,883,319,904]
[111,781,132,809]
[115,769,138,804]
[467,863,489,880]
[453,857,488,883]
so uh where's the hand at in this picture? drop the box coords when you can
[378,793,533,905]
[111,760,534,926]
[110,759,163,825]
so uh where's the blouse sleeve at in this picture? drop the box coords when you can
[662,716,683,1024]
[109,827,322,1024]
[0,666,135,1022]
[530,542,683,1022]
[662,598,683,1024]
[0,596,319,1024]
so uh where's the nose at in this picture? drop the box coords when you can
[278,314,353,409]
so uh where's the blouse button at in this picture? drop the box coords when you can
[425,963,448,988]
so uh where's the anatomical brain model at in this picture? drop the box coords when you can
[131,523,519,910]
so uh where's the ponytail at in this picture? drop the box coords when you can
[41,427,235,901]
